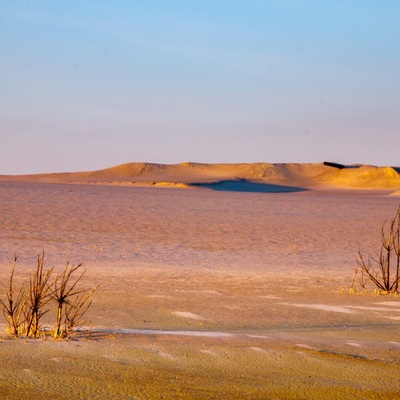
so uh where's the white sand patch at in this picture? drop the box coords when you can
[296,344,318,350]
[100,328,233,338]
[347,306,400,312]
[346,342,362,347]
[201,290,223,295]
[281,303,355,314]
[260,295,282,299]
[175,289,223,296]
[173,311,206,320]
[385,316,400,320]
[247,334,270,339]
[375,301,400,306]
[158,352,177,361]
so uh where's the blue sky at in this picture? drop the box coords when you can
[1,1,399,174]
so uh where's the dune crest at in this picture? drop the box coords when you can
[1,162,399,191]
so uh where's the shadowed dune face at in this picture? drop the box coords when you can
[192,180,308,193]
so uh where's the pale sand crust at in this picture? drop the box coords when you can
[0,180,400,398]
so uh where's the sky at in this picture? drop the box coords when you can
[1,0,400,174]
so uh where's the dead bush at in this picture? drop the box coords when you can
[354,206,400,294]
[0,253,98,338]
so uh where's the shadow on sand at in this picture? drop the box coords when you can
[192,180,308,193]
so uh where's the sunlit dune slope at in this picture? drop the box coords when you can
[1,162,400,190]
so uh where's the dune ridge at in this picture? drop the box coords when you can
[1,162,400,190]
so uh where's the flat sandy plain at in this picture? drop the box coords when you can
[0,163,400,399]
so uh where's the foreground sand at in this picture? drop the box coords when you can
[0,179,400,399]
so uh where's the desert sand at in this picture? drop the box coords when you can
[0,163,400,399]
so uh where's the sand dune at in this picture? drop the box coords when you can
[1,162,400,191]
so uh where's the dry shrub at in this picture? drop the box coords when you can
[354,205,400,294]
[0,253,98,339]
[0,257,26,336]
[49,262,99,338]
[24,253,54,337]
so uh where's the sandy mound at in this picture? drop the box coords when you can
[329,165,400,188]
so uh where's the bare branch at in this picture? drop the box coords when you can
[355,206,400,294]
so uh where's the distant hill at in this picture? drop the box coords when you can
[1,162,400,191]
